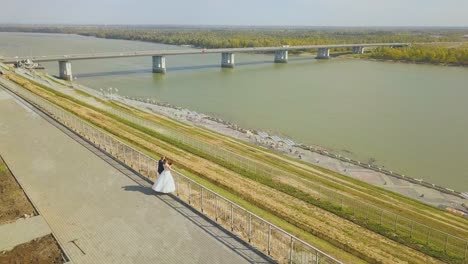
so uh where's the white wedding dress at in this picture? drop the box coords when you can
[152,164,176,193]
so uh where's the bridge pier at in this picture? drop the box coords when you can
[274,50,288,63]
[316,48,330,59]
[352,46,365,54]
[58,60,72,80]
[152,56,166,74]
[221,53,235,68]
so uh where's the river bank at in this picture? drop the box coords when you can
[357,56,468,67]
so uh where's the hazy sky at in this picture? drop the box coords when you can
[1,0,467,27]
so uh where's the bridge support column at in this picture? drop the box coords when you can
[221,53,235,68]
[274,50,288,63]
[152,56,166,74]
[58,60,72,80]
[352,46,365,54]
[316,48,330,59]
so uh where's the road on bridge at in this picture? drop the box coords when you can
[0,43,410,63]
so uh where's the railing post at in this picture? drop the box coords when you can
[138,153,141,172]
[188,182,191,205]
[289,236,294,264]
[316,251,319,264]
[215,196,219,221]
[267,225,271,255]
[248,213,252,243]
[200,188,204,212]
[230,203,234,231]
[176,179,180,196]
[108,136,112,154]
[147,158,150,178]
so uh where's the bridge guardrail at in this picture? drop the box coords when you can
[3,81,343,264]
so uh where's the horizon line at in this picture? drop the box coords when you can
[1,23,468,29]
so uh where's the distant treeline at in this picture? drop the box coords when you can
[369,46,468,66]
[1,25,467,47]
[1,25,468,65]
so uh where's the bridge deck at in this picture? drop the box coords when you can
[0,84,271,264]
[1,43,409,63]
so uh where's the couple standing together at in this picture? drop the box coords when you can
[152,156,176,193]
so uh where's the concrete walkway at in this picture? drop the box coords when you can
[0,216,51,251]
[0,86,272,263]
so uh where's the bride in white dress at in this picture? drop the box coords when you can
[152,160,176,193]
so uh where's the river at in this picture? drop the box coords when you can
[1,32,467,191]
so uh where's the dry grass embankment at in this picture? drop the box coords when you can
[117,99,468,238]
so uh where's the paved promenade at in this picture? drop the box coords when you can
[0,86,271,263]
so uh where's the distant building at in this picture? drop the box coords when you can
[463,35,468,38]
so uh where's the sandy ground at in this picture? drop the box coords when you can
[0,234,64,264]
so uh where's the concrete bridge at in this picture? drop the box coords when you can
[1,43,410,80]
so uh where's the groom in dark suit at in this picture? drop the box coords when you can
[157,156,165,175]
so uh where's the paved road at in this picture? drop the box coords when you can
[0,43,409,63]
[0,86,271,264]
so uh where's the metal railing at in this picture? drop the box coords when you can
[102,99,468,261]
[3,82,343,264]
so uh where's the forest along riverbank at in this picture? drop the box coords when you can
[57,72,468,215]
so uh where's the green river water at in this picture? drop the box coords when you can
[1,32,467,191]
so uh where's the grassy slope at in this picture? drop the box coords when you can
[110,97,468,238]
